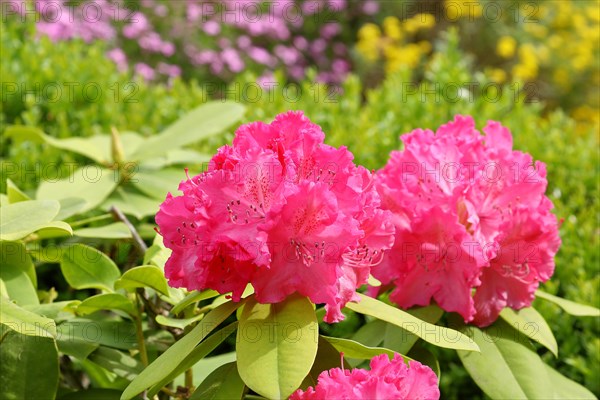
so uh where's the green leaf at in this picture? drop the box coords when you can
[171,290,220,315]
[6,178,30,203]
[77,294,136,317]
[5,125,111,164]
[60,244,121,292]
[131,102,246,160]
[34,220,73,239]
[58,389,122,400]
[74,222,132,239]
[0,199,60,241]
[57,319,137,350]
[56,197,87,220]
[384,305,444,354]
[351,319,387,347]
[131,168,186,200]
[23,301,79,321]
[0,241,39,305]
[0,327,59,400]
[88,347,144,381]
[346,294,479,352]
[300,336,350,390]
[102,188,159,219]
[122,300,244,400]
[57,336,100,360]
[500,307,558,357]
[322,335,406,367]
[155,314,205,329]
[190,362,245,400]
[236,294,318,399]
[1,297,56,338]
[408,344,441,378]
[147,322,238,397]
[37,167,118,213]
[114,265,170,296]
[544,363,596,399]
[456,319,555,399]
[535,290,600,317]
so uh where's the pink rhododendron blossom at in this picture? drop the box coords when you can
[156,111,394,322]
[373,115,560,326]
[290,353,440,400]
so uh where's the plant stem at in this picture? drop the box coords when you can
[110,205,147,254]
[185,368,194,393]
[68,213,113,228]
[134,293,149,367]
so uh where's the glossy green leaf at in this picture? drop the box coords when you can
[351,319,387,347]
[114,265,170,296]
[23,301,80,321]
[456,319,555,399]
[34,221,73,238]
[0,241,38,305]
[544,363,596,399]
[88,347,144,381]
[131,102,246,160]
[60,244,121,292]
[322,335,406,367]
[0,199,60,241]
[535,290,600,317]
[171,290,220,315]
[408,344,441,378]
[1,297,56,338]
[190,362,245,400]
[77,294,136,317]
[155,313,204,329]
[56,336,100,360]
[102,188,159,219]
[300,336,350,390]
[74,222,132,239]
[55,197,87,220]
[37,167,118,213]
[58,389,122,400]
[237,294,318,399]
[131,168,186,200]
[384,305,444,354]
[500,307,558,356]
[147,322,238,397]
[346,294,479,352]
[6,178,30,203]
[5,125,111,164]
[122,300,243,400]
[0,327,59,400]
[57,319,137,350]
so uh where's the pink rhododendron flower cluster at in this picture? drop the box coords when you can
[372,115,561,327]
[290,353,440,400]
[156,111,394,322]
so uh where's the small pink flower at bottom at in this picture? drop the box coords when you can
[290,353,440,400]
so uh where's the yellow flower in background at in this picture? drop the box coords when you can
[489,68,507,84]
[403,13,435,34]
[418,40,432,54]
[357,23,382,62]
[383,16,402,40]
[496,36,517,58]
[553,68,571,89]
[358,23,381,42]
[548,35,563,49]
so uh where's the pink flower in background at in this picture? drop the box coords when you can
[290,353,440,400]
[373,116,560,326]
[156,112,394,322]
[134,63,156,81]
